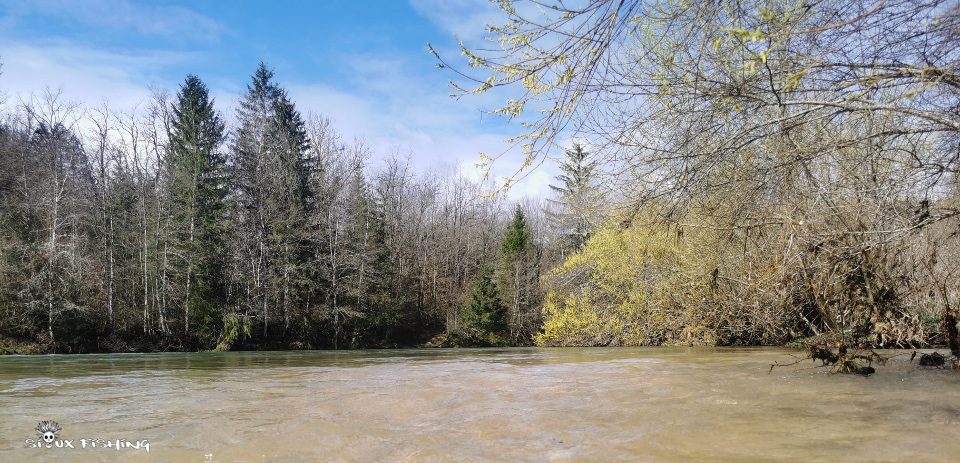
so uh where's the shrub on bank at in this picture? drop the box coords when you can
[537,206,959,348]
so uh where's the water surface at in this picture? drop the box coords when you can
[1,348,957,462]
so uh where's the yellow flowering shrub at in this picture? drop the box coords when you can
[537,218,739,347]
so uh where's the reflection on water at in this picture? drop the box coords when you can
[1,348,958,462]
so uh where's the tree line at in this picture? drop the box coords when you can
[0,63,564,353]
[7,0,958,354]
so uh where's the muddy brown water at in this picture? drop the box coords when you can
[1,348,958,462]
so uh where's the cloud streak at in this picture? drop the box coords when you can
[0,0,225,43]
[0,1,557,198]
[409,0,503,38]
[0,40,196,108]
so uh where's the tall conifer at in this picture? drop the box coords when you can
[167,74,226,339]
[231,63,311,337]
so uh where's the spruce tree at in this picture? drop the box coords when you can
[461,267,507,335]
[498,205,537,343]
[231,63,312,338]
[548,143,597,252]
[167,74,226,340]
[500,205,530,256]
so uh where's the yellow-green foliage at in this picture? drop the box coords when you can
[215,314,252,352]
[537,220,730,347]
[538,198,959,348]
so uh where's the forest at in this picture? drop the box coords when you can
[0,64,576,353]
[3,0,960,354]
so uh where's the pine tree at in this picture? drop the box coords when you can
[167,74,226,340]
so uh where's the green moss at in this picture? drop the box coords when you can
[0,337,50,355]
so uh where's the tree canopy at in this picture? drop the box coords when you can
[434,0,960,208]
[437,0,960,350]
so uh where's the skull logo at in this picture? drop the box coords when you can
[35,420,61,447]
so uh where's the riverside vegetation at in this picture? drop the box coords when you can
[0,65,555,352]
[430,0,960,360]
[3,0,960,357]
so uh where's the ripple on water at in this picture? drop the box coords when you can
[1,348,958,462]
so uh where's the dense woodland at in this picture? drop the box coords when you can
[0,64,579,353]
[4,0,960,354]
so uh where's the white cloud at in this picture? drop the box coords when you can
[0,0,225,43]
[287,79,555,199]
[0,40,193,110]
[0,24,556,199]
[409,0,503,38]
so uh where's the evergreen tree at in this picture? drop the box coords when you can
[461,267,507,335]
[500,205,530,256]
[548,143,598,252]
[498,205,540,343]
[167,74,226,340]
[230,63,312,338]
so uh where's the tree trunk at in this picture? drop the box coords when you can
[47,278,55,344]
[283,243,290,333]
[945,310,960,358]
[185,215,194,334]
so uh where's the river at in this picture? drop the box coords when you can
[1,348,958,462]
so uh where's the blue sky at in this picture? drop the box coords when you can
[0,0,558,197]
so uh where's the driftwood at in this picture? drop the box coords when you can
[770,343,888,375]
[771,344,960,375]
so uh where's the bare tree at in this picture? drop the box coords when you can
[440,0,960,347]
[13,90,93,344]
